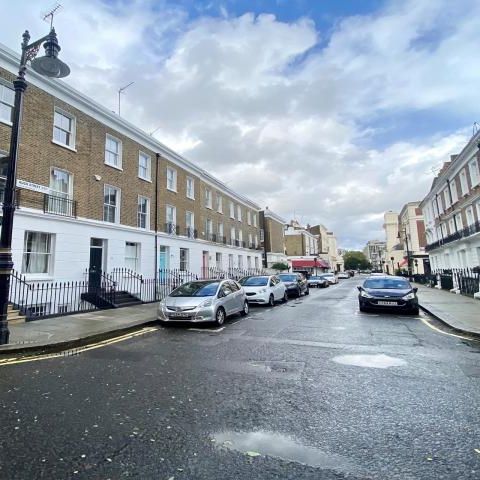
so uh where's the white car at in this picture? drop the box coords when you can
[337,272,350,279]
[321,273,338,284]
[239,275,288,306]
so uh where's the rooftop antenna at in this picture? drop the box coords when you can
[473,121,480,136]
[150,125,162,136]
[118,81,134,116]
[42,3,63,29]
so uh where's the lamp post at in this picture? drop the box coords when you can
[414,259,418,274]
[0,28,70,345]
[390,256,395,275]
[397,228,412,277]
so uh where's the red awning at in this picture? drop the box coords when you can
[399,258,408,267]
[291,259,316,267]
[318,260,330,268]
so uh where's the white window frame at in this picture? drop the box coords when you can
[230,201,235,219]
[248,233,253,247]
[138,152,151,181]
[103,184,121,223]
[125,242,140,272]
[230,226,236,246]
[469,159,480,187]
[443,188,450,208]
[21,231,54,276]
[105,134,122,169]
[186,211,195,238]
[459,169,468,196]
[247,211,251,225]
[237,205,242,222]
[205,188,212,209]
[238,229,243,243]
[166,204,176,225]
[465,206,475,226]
[166,167,177,192]
[186,177,195,199]
[218,222,224,239]
[137,195,150,230]
[0,83,14,125]
[52,107,76,150]
[216,194,223,213]
[455,213,463,231]
[48,167,73,216]
[179,248,189,271]
[253,214,258,227]
[216,252,222,269]
[450,180,458,203]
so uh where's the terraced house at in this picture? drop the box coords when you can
[0,42,263,299]
[421,130,480,271]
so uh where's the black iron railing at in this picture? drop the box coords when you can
[185,227,197,239]
[426,221,480,251]
[164,222,180,235]
[432,267,480,296]
[43,194,77,218]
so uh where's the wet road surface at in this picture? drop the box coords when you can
[1,277,479,479]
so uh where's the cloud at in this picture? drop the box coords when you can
[1,0,478,249]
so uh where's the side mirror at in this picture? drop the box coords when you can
[357,286,362,291]
[218,290,225,298]
[412,287,418,293]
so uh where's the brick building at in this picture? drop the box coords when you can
[0,43,263,284]
[259,207,287,268]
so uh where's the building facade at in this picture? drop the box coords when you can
[364,240,386,271]
[420,131,480,271]
[259,208,287,268]
[383,211,404,274]
[0,43,263,286]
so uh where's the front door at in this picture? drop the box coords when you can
[89,238,104,290]
[202,251,209,278]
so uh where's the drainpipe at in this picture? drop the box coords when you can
[434,193,444,241]
[154,153,160,300]
[446,179,457,232]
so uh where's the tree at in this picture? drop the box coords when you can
[343,251,371,270]
[271,262,289,271]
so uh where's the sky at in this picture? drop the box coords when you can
[1,0,479,249]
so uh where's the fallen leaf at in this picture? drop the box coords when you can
[245,451,261,457]
[427,457,433,461]
[474,449,480,454]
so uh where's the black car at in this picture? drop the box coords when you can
[357,276,419,314]
[307,275,329,288]
[278,273,309,298]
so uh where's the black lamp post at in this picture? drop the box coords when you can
[0,29,70,345]
[390,256,394,275]
[397,228,412,277]
[414,259,418,274]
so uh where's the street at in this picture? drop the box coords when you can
[1,278,479,480]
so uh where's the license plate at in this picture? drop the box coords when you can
[377,301,397,306]
[169,312,191,318]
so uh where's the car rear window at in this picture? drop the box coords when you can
[363,279,410,289]
[170,281,220,297]
[279,274,297,282]
[239,276,269,286]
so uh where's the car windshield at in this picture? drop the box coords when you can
[239,276,269,286]
[363,278,410,290]
[309,276,320,280]
[322,274,334,277]
[170,281,220,297]
[279,274,297,282]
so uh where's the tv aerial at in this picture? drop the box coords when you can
[42,3,63,29]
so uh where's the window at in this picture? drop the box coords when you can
[238,229,243,244]
[216,194,223,213]
[238,255,243,268]
[166,204,176,228]
[218,222,224,240]
[216,252,222,269]
[22,231,53,275]
[441,223,447,237]
[230,226,236,246]
[476,200,480,222]
[255,234,258,247]
[253,214,257,227]
[48,168,73,216]
[249,233,253,247]
[230,201,235,218]
[205,188,212,208]
[103,185,120,223]
[455,213,463,231]
[466,206,475,226]
[53,108,76,148]
[237,205,242,222]
[469,159,480,187]
[448,218,456,234]
[450,180,458,203]
[205,218,213,239]
[180,248,189,271]
[137,196,150,229]
[186,211,195,238]
[228,254,234,269]
[247,211,251,225]
[255,257,259,268]
[0,84,14,124]
[166,167,177,191]
[247,256,252,268]
[138,152,151,181]
[443,188,450,208]
[105,135,122,169]
[186,177,195,199]
[459,170,468,196]
[0,153,7,205]
[125,242,140,272]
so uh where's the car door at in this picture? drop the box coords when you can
[298,274,306,293]
[228,280,243,312]
[272,276,283,300]
[220,281,235,315]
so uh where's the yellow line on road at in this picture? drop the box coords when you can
[0,326,159,367]
[419,317,473,341]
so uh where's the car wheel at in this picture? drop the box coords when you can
[215,307,226,326]
[410,307,420,315]
[359,304,368,313]
[240,301,249,316]
[305,287,309,296]
[281,291,288,303]
[297,287,301,298]
[268,294,275,307]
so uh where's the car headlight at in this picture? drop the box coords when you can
[402,292,415,300]
[360,290,372,298]
[159,299,167,308]
[259,288,267,293]
[199,298,213,308]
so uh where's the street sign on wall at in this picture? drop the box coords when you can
[16,179,50,194]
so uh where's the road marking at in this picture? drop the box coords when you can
[188,327,225,333]
[419,317,473,341]
[0,326,159,367]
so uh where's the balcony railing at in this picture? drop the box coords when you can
[205,232,216,242]
[185,227,197,239]
[164,222,180,235]
[426,220,480,252]
[43,194,77,218]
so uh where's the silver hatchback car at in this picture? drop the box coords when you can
[158,279,249,326]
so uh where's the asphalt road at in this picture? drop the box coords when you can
[1,277,479,480]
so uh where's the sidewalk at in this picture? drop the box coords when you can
[415,284,480,337]
[0,303,158,354]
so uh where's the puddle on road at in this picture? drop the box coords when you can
[332,354,406,369]
[213,430,359,473]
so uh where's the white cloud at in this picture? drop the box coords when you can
[1,0,477,249]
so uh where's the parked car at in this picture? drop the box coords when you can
[278,273,309,298]
[239,275,287,306]
[320,273,338,284]
[307,275,329,288]
[348,270,355,277]
[158,279,249,326]
[357,275,419,314]
[337,272,350,279]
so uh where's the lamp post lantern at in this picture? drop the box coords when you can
[0,28,70,345]
[397,228,412,277]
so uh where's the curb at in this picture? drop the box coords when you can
[0,319,159,356]
[419,304,480,340]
